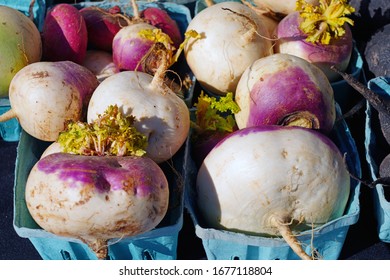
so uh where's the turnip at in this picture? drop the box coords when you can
[184,1,274,96]
[25,105,168,259]
[234,53,336,134]
[274,0,355,82]
[112,0,178,73]
[140,6,183,49]
[0,61,99,141]
[87,51,190,163]
[41,3,88,64]
[196,125,350,260]
[0,5,42,97]
[252,0,319,17]
[82,50,119,82]
[79,5,129,52]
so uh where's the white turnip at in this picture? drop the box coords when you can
[87,53,190,163]
[0,5,42,97]
[274,0,355,82]
[41,3,88,64]
[252,0,319,17]
[234,53,336,134]
[196,125,350,260]
[184,1,273,96]
[0,61,99,141]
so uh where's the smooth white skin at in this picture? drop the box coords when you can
[184,2,273,96]
[234,53,335,130]
[196,127,350,236]
[252,0,319,15]
[82,50,119,82]
[87,71,190,163]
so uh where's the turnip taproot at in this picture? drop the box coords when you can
[234,53,336,133]
[196,125,350,260]
[41,3,88,64]
[184,1,273,96]
[87,52,190,163]
[274,0,355,82]
[0,6,42,97]
[0,61,99,141]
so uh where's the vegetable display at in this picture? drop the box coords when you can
[0,5,42,97]
[196,125,350,260]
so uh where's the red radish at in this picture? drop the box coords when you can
[140,7,183,49]
[274,0,355,82]
[41,4,88,64]
[82,50,119,82]
[80,5,129,52]
[0,61,99,141]
[234,53,336,134]
[184,1,273,96]
[196,125,350,260]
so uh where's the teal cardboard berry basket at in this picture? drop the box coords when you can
[185,104,361,260]
[365,76,390,243]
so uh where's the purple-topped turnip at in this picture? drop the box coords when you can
[25,105,169,259]
[234,53,336,134]
[184,1,273,96]
[80,5,129,52]
[274,0,355,82]
[41,4,88,64]
[0,61,99,141]
[196,125,350,260]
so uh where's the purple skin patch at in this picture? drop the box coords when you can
[246,66,331,130]
[37,153,165,195]
[113,37,154,71]
[276,12,352,65]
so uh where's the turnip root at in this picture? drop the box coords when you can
[42,4,88,64]
[0,61,99,141]
[274,0,355,82]
[87,53,190,163]
[25,152,169,259]
[80,5,129,52]
[0,6,42,97]
[184,1,273,96]
[82,50,119,82]
[196,125,350,260]
[234,53,336,134]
